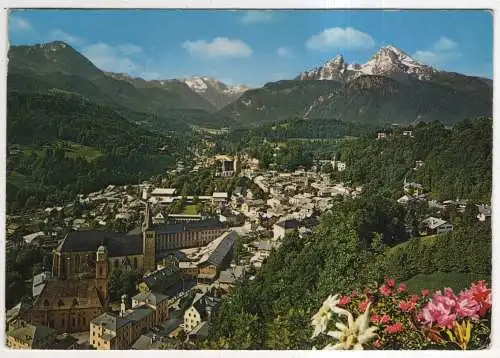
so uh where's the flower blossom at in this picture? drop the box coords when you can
[456,290,481,320]
[399,300,417,312]
[421,289,430,297]
[370,314,379,324]
[379,285,392,297]
[339,295,351,306]
[410,294,420,303]
[379,314,391,324]
[324,302,378,350]
[384,322,403,334]
[468,281,492,317]
[311,294,340,338]
[398,283,407,293]
[386,278,396,288]
[358,299,370,313]
[421,289,458,329]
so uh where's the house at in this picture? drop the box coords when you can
[336,161,347,172]
[218,266,245,287]
[397,195,414,205]
[212,192,229,206]
[6,299,33,332]
[131,332,164,350]
[179,261,198,279]
[421,217,454,235]
[183,293,221,333]
[32,271,52,298]
[7,324,58,349]
[138,263,180,295]
[377,132,387,140]
[197,231,237,284]
[273,219,300,240]
[90,291,169,350]
[477,205,492,222]
[151,188,177,198]
[403,130,413,137]
[152,212,166,225]
[188,321,210,341]
[23,231,45,245]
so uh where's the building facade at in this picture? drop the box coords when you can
[29,245,110,333]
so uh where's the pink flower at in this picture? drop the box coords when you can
[468,281,492,317]
[416,313,424,322]
[421,289,430,297]
[372,339,382,349]
[351,290,358,298]
[338,295,351,306]
[399,300,417,312]
[410,294,420,303]
[398,283,408,293]
[379,314,392,324]
[358,298,370,313]
[386,278,396,288]
[379,285,392,297]
[456,291,480,320]
[384,322,403,334]
[370,314,380,324]
[421,289,458,329]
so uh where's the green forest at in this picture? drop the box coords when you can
[199,195,491,349]
[6,92,189,213]
[194,117,492,349]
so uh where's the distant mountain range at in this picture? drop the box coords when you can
[7,41,493,129]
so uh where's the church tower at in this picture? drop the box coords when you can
[142,203,156,273]
[95,245,109,310]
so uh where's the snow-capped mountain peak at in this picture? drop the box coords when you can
[297,45,435,82]
[181,76,249,109]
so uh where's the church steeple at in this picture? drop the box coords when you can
[142,203,153,231]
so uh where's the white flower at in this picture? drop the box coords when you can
[324,302,378,350]
[311,294,340,338]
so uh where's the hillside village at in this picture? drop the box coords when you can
[5,143,491,349]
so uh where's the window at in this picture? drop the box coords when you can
[99,267,103,276]
[72,318,76,327]
[133,257,138,269]
[62,318,65,326]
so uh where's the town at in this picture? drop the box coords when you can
[5,146,491,349]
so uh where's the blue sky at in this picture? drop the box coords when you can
[8,9,493,87]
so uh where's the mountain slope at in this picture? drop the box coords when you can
[220,80,344,126]
[221,46,492,126]
[8,41,218,123]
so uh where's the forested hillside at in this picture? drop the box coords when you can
[6,92,186,212]
[198,119,491,349]
[200,195,491,349]
[338,118,492,202]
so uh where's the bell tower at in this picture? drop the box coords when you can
[142,203,156,273]
[96,245,109,309]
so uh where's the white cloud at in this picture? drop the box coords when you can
[306,27,375,51]
[276,46,292,58]
[82,42,141,73]
[182,37,252,59]
[117,43,143,55]
[433,36,458,52]
[240,11,274,25]
[413,37,461,66]
[49,29,85,46]
[9,15,33,32]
